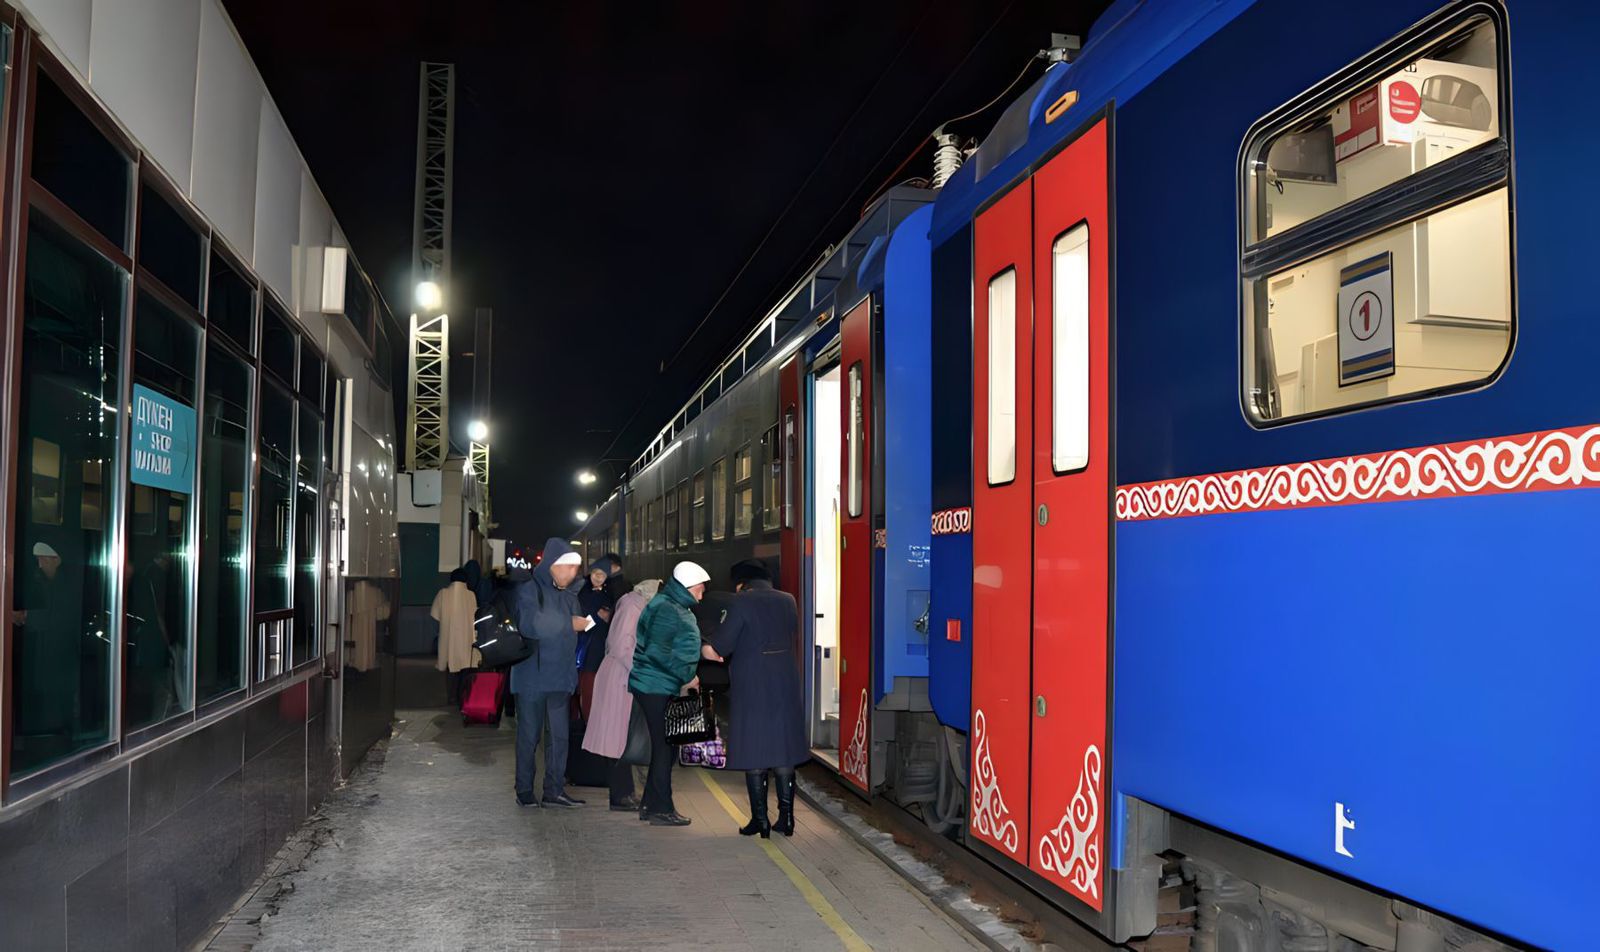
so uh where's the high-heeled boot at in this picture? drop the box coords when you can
[772,767,796,836]
[740,770,771,838]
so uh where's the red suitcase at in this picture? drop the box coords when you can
[461,670,507,726]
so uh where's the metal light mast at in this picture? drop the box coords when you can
[407,62,455,473]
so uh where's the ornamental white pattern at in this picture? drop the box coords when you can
[1116,425,1600,521]
[841,688,869,784]
[969,710,1019,854]
[1037,744,1102,899]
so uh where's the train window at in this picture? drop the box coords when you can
[781,413,796,530]
[692,471,707,543]
[665,487,679,550]
[677,481,691,548]
[986,269,1017,485]
[847,363,864,517]
[734,444,754,537]
[647,498,658,552]
[1242,13,1510,424]
[762,426,781,532]
[1051,225,1090,473]
[710,458,727,541]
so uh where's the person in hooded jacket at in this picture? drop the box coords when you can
[702,558,807,837]
[629,561,709,826]
[577,560,614,675]
[600,552,632,603]
[510,538,592,808]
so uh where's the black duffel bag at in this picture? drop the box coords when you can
[472,585,537,669]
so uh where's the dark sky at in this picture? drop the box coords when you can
[225,1,1106,540]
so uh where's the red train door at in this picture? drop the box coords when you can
[779,354,803,601]
[1028,120,1111,908]
[970,181,1034,862]
[837,298,875,790]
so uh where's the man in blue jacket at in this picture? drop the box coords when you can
[511,537,592,807]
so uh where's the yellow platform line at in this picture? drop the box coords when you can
[696,769,872,951]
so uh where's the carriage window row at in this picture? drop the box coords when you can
[622,432,785,555]
[1242,13,1511,424]
[8,55,344,782]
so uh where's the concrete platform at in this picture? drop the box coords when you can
[207,710,984,951]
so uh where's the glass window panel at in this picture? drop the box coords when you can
[710,460,727,540]
[764,426,781,532]
[30,71,130,249]
[782,411,795,529]
[323,372,337,464]
[665,484,679,551]
[12,215,126,773]
[254,381,295,617]
[300,348,324,404]
[678,482,690,547]
[847,363,864,516]
[343,258,371,340]
[206,253,255,353]
[1051,225,1090,473]
[986,270,1016,485]
[692,471,706,543]
[137,184,203,309]
[125,292,199,730]
[734,445,754,537]
[1247,18,1500,243]
[293,402,322,665]
[261,303,297,387]
[197,343,251,702]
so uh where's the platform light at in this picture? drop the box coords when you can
[577,469,597,486]
[468,419,489,442]
[574,509,590,522]
[415,280,443,310]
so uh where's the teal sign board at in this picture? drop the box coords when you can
[131,384,196,494]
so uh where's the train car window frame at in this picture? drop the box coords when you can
[733,443,755,538]
[1238,6,1513,427]
[665,484,679,551]
[986,269,1017,485]
[847,363,864,517]
[762,425,781,532]
[692,470,707,543]
[677,480,690,548]
[1051,224,1091,474]
[710,458,727,541]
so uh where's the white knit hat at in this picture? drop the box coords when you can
[553,551,582,567]
[672,561,710,588]
[32,542,59,559]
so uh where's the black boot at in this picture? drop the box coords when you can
[740,770,771,838]
[772,767,796,837]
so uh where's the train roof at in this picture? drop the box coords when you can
[627,185,931,478]
[929,0,1255,246]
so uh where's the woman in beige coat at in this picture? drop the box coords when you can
[431,566,480,696]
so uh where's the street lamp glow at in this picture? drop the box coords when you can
[415,280,443,310]
[577,469,597,486]
[574,510,590,523]
[468,420,489,442]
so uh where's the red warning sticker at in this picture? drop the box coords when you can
[1388,81,1421,123]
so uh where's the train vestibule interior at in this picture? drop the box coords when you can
[810,363,842,767]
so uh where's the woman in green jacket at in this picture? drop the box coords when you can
[629,561,709,826]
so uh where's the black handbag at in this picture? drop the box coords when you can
[620,698,651,766]
[664,689,715,745]
[472,585,538,669]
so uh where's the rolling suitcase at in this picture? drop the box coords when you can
[461,669,507,726]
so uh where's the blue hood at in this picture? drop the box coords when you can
[533,537,577,587]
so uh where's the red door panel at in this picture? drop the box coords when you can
[838,298,874,791]
[779,355,803,601]
[1028,120,1111,908]
[970,182,1033,862]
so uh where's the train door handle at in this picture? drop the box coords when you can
[1037,504,1049,526]
[1035,695,1047,717]
[842,658,848,674]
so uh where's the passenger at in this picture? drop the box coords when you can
[691,581,734,693]
[431,564,481,702]
[577,560,614,675]
[579,578,661,811]
[510,538,591,808]
[702,558,807,838]
[601,552,633,602]
[629,561,709,827]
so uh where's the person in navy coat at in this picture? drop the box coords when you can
[703,558,807,837]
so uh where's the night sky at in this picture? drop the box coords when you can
[225,1,1107,541]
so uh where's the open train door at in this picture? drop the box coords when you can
[837,297,875,791]
[1028,119,1111,909]
[778,355,803,600]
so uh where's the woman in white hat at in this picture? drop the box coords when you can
[627,560,710,826]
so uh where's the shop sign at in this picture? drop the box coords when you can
[131,384,196,493]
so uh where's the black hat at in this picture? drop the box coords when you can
[730,558,771,585]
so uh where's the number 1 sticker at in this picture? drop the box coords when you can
[1337,252,1395,386]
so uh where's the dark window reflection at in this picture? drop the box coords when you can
[206,253,254,353]
[261,303,296,387]
[30,71,131,250]
[293,401,321,665]
[11,215,126,773]
[254,382,294,617]
[197,343,251,702]
[299,347,323,404]
[125,292,199,730]
[343,258,370,340]
[136,184,202,309]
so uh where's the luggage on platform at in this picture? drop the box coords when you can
[566,718,611,788]
[461,669,507,726]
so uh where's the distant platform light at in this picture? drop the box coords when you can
[415,280,443,310]
[577,469,597,486]
[468,420,489,442]
[574,510,590,523]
